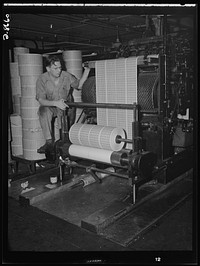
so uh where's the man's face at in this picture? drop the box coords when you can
[47,61,62,78]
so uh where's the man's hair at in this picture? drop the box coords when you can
[45,55,61,67]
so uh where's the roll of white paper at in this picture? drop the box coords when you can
[69,124,125,151]
[69,144,113,164]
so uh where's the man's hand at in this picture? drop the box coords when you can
[55,99,69,110]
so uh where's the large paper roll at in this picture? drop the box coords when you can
[18,53,43,76]
[22,118,41,130]
[14,47,29,62]
[21,75,40,97]
[23,149,46,160]
[69,124,125,151]
[63,50,83,123]
[20,107,39,119]
[69,144,113,164]
[10,113,22,124]
[10,114,23,156]
[9,62,20,77]
[10,77,21,95]
[18,54,43,65]
[23,138,46,160]
[19,65,43,76]
[22,128,44,140]
[20,96,40,108]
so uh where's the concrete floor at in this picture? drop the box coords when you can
[4,161,197,264]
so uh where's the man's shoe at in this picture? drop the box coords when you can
[37,141,54,154]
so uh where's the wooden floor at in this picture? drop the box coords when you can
[3,161,197,264]
[5,196,195,264]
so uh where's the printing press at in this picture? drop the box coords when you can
[6,12,195,249]
[50,38,194,205]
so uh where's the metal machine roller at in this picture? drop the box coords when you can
[81,72,159,110]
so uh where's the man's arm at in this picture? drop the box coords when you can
[78,66,90,89]
[38,98,68,110]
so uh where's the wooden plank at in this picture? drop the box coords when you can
[81,200,132,233]
[101,177,193,247]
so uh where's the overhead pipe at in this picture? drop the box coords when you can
[10,37,39,50]
[39,14,146,33]
[10,27,106,48]
[44,41,105,48]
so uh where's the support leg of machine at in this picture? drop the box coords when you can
[15,161,19,174]
[30,162,36,173]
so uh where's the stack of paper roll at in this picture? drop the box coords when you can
[62,50,83,122]
[20,97,46,160]
[10,47,29,114]
[13,47,29,63]
[63,50,83,79]
[10,114,23,156]
[20,75,40,97]
[18,53,45,160]
[9,62,21,114]
[18,53,43,76]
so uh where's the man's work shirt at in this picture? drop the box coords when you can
[36,71,79,102]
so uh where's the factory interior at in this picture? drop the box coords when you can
[3,4,198,265]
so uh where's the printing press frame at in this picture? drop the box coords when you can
[54,41,193,204]
[55,102,193,205]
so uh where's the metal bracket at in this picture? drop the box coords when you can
[86,165,102,183]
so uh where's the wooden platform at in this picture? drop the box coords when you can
[101,174,193,247]
[8,161,193,244]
